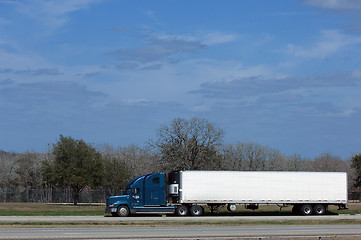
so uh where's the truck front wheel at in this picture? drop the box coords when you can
[117,205,130,217]
[190,205,204,216]
[176,205,189,216]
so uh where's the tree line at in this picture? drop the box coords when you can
[0,117,360,204]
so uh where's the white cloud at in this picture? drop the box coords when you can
[352,68,361,78]
[201,32,238,45]
[145,10,156,21]
[286,29,361,59]
[108,31,238,66]
[158,31,238,46]
[190,71,361,118]
[16,0,102,28]
[305,0,361,10]
[108,35,206,64]
[0,17,12,25]
[195,72,360,97]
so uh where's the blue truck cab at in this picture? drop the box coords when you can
[105,172,176,217]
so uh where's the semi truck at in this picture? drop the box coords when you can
[105,171,348,217]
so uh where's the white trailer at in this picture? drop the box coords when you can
[169,171,348,216]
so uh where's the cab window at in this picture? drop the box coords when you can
[132,188,140,194]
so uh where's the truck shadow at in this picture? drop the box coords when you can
[203,211,339,216]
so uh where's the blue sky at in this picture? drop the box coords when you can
[1,0,361,159]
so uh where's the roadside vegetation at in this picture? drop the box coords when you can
[0,117,360,205]
[0,203,104,216]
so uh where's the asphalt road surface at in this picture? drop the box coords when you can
[0,225,361,239]
[0,215,361,239]
[1,214,361,223]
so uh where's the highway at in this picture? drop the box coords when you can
[0,215,360,239]
[0,225,361,239]
[1,214,361,223]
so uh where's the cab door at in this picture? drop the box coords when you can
[144,173,166,206]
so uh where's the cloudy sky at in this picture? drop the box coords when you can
[1,0,360,158]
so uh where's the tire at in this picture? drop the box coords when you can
[300,204,313,216]
[190,205,204,216]
[117,205,130,217]
[313,204,326,215]
[176,205,189,216]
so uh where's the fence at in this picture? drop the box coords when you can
[0,188,124,203]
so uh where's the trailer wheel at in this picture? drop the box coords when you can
[176,205,189,216]
[190,205,204,216]
[117,205,130,217]
[300,204,313,216]
[313,204,326,215]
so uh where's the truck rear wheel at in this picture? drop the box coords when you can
[176,205,189,216]
[300,204,313,215]
[190,205,204,216]
[117,205,130,217]
[313,204,326,215]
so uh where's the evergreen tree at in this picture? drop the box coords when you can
[351,154,361,189]
[42,135,103,205]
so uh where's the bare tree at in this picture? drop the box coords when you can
[99,145,131,195]
[154,117,224,171]
[284,154,311,171]
[222,144,247,171]
[264,147,286,171]
[15,152,44,189]
[100,144,159,178]
[0,150,17,188]
[222,142,285,171]
[120,145,159,178]
[312,153,350,172]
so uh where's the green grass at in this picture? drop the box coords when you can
[0,203,105,216]
[328,203,361,215]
